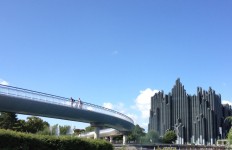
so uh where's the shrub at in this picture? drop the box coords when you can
[0,129,113,150]
[162,130,177,144]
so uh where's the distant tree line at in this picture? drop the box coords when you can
[0,111,49,134]
[0,111,86,135]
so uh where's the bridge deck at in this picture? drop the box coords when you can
[0,85,134,132]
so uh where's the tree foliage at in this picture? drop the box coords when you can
[60,125,71,135]
[225,116,232,123]
[25,116,49,133]
[225,116,232,128]
[127,124,145,142]
[162,130,177,144]
[113,135,123,141]
[227,128,232,144]
[0,112,18,130]
[0,112,49,134]
[146,130,159,143]
[85,126,95,132]
[15,119,27,132]
[36,126,51,135]
[138,130,159,144]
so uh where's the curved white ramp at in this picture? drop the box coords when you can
[79,128,122,138]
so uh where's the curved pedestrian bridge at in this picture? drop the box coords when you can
[0,84,134,132]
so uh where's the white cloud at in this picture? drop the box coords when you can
[222,100,232,106]
[135,88,159,119]
[126,113,138,124]
[102,88,159,132]
[0,79,9,85]
[141,122,149,130]
[103,102,126,114]
[103,102,138,125]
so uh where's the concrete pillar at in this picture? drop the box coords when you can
[94,127,100,139]
[123,135,127,145]
[110,136,113,143]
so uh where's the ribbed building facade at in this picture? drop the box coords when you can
[148,79,232,145]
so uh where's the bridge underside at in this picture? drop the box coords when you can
[0,95,134,132]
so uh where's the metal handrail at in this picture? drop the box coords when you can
[0,84,134,124]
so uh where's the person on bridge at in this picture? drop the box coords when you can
[78,98,82,109]
[70,97,74,107]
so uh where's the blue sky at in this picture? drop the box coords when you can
[1,0,232,131]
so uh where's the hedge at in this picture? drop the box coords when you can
[0,129,113,150]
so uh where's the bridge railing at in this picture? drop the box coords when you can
[0,84,134,124]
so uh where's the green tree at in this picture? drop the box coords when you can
[0,113,50,134]
[225,116,232,124]
[227,128,232,144]
[224,116,232,137]
[85,126,95,132]
[138,130,159,144]
[225,116,232,128]
[0,112,18,130]
[25,116,49,133]
[113,135,123,141]
[146,130,159,143]
[59,125,71,135]
[36,126,51,135]
[15,119,27,132]
[162,130,177,144]
[127,124,145,142]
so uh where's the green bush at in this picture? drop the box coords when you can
[0,129,113,150]
[162,130,177,144]
[227,128,232,144]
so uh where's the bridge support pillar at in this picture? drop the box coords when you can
[94,127,100,139]
[110,136,113,143]
[123,135,127,145]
